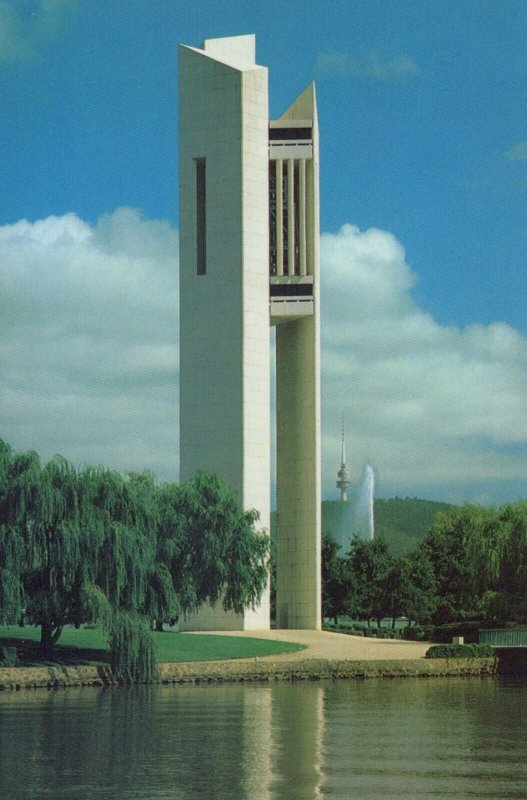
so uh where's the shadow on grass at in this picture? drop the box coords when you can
[0,637,108,668]
[0,627,306,668]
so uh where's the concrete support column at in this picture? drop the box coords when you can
[275,314,321,630]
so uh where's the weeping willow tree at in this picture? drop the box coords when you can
[0,441,175,678]
[0,441,25,624]
[465,501,527,623]
[0,440,268,678]
[108,611,157,683]
[423,500,527,625]
[0,448,108,654]
[498,502,527,620]
[420,505,478,623]
[84,465,176,672]
[157,471,269,619]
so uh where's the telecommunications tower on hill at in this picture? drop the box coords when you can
[336,420,351,502]
[178,34,321,630]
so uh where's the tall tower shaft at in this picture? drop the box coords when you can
[179,35,320,631]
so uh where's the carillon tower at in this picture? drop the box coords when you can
[179,34,321,630]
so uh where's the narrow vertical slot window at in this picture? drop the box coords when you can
[269,162,277,276]
[294,160,300,275]
[195,158,206,275]
[282,160,289,273]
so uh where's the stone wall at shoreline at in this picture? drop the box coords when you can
[159,656,498,683]
[0,657,498,691]
[0,664,113,690]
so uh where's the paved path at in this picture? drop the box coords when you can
[185,628,430,661]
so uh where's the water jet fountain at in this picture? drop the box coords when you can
[324,456,375,552]
[354,464,375,541]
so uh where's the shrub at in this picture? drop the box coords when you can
[427,621,481,644]
[0,646,18,666]
[403,626,426,641]
[322,623,369,638]
[323,623,351,634]
[425,643,495,659]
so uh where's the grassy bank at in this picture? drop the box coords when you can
[0,625,305,667]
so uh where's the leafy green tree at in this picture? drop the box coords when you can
[387,550,437,626]
[100,470,178,632]
[108,611,157,683]
[322,534,348,624]
[84,465,176,674]
[345,536,394,626]
[157,472,269,619]
[464,501,527,623]
[495,501,527,622]
[1,449,98,653]
[0,444,174,666]
[0,441,270,676]
[419,506,477,623]
[421,501,527,625]
[0,441,25,624]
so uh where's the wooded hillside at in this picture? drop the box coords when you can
[322,497,456,555]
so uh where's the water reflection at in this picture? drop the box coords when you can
[269,684,324,799]
[0,677,526,799]
[322,677,527,799]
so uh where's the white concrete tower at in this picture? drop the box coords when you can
[179,35,270,630]
[179,34,321,631]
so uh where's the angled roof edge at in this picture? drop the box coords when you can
[180,34,264,72]
[276,83,318,124]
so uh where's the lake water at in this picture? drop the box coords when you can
[0,676,526,799]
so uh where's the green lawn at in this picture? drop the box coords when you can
[0,625,305,666]
[155,633,304,663]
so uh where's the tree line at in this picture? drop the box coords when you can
[3,435,525,670]
[323,500,527,629]
[0,440,269,680]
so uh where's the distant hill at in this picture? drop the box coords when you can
[322,497,456,555]
[270,497,456,556]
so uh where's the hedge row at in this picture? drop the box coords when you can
[326,621,521,647]
[324,623,402,639]
[425,643,495,659]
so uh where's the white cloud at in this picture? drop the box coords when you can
[321,224,527,502]
[315,49,420,80]
[0,0,76,65]
[1,210,525,503]
[0,208,179,479]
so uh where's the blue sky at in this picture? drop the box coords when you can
[0,0,526,505]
